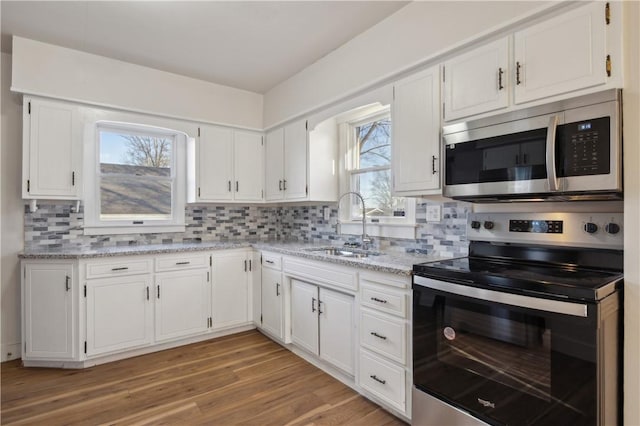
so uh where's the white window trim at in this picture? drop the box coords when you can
[337,104,416,235]
[84,119,188,235]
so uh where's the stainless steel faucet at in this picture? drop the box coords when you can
[337,191,372,250]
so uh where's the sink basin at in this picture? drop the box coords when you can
[305,247,380,258]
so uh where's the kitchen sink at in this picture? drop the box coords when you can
[305,247,380,258]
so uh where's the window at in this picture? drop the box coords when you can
[85,121,187,235]
[345,108,413,224]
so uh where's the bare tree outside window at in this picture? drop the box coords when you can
[121,135,171,167]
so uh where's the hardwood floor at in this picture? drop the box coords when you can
[1,330,406,425]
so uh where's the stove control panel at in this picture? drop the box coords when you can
[509,220,563,234]
[467,213,623,249]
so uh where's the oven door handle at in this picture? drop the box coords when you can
[414,276,588,317]
[545,115,560,192]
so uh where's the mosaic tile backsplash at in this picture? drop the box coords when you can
[24,201,470,258]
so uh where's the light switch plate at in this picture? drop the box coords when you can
[323,206,331,220]
[426,205,442,222]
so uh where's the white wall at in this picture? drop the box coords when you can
[263,1,555,127]
[1,52,24,361]
[623,1,640,424]
[11,37,263,130]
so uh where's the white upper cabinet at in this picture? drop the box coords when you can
[513,1,607,104]
[443,37,510,122]
[265,119,338,203]
[392,65,442,195]
[23,97,83,199]
[197,125,263,202]
[443,2,618,122]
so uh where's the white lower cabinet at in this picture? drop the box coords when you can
[86,274,154,357]
[155,269,211,342]
[360,349,406,412]
[259,253,285,341]
[291,279,354,375]
[211,251,250,329]
[23,262,75,360]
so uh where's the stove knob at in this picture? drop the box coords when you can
[584,222,598,234]
[605,222,620,235]
[483,221,495,230]
[470,221,481,230]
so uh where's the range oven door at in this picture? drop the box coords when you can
[413,276,600,426]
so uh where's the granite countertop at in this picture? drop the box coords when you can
[19,240,448,276]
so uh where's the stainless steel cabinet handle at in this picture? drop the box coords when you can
[146,286,149,300]
[276,283,280,296]
[318,300,324,314]
[283,179,287,191]
[279,180,283,191]
[228,181,232,192]
[516,61,522,85]
[65,276,70,291]
[370,331,387,340]
[236,181,239,192]
[157,285,160,299]
[175,261,190,265]
[498,67,504,90]
[312,297,316,313]
[244,260,247,272]
[370,375,386,385]
[111,267,129,271]
[432,155,438,175]
[249,260,252,271]
[370,297,388,304]
[265,260,274,264]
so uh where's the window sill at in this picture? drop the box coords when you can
[339,222,416,240]
[84,225,186,236]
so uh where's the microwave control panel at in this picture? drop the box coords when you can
[559,117,610,177]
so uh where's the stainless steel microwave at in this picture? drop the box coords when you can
[443,89,622,202]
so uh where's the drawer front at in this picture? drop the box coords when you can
[359,349,406,412]
[284,257,357,292]
[360,310,406,365]
[261,252,282,271]
[361,283,407,318]
[156,252,210,272]
[85,258,153,279]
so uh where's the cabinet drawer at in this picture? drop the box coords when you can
[359,349,406,412]
[360,283,407,318]
[85,258,152,279]
[156,252,210,272]
[360,310,406,365]
[261,252,282,271]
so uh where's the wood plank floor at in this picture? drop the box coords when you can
[1,330,406,425]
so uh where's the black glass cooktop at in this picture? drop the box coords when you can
[413,242,623,302]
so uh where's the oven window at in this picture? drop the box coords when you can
[438,300,551,401]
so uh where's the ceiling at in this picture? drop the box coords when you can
[0,1,408,93]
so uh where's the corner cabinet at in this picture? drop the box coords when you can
[264,119,338,202]
[196,125,263,202]
[22,96,83,199]
[392,65,442,196]
[443,1,620,122]
[22,262,76,360]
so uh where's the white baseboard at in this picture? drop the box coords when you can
[1,342,22,362]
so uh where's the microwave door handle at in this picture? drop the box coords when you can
[545,115,560,192]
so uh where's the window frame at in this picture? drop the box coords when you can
[342,106,416,226]
[84,120,188,235]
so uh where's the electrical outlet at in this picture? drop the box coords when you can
[426,205,442,222]
[323,206,331,221]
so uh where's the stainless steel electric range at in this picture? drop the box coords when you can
[412,212,623,426]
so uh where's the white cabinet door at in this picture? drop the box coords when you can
[234,131,263,201]
[155,269,210,342]
[283,120,308,200]
[319,288,354,375]
[23,263,75,360]
[24,98,82,198]
[197,125,234,201]
[250,251,262,324]
[260,267,284,339]
[291,279,319,355]
[211,252,249,329]
[265,128,285,201]
[443,37,509,121]
[86,275,153,356]
[514,2,607,104]
[392,65,441,194]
